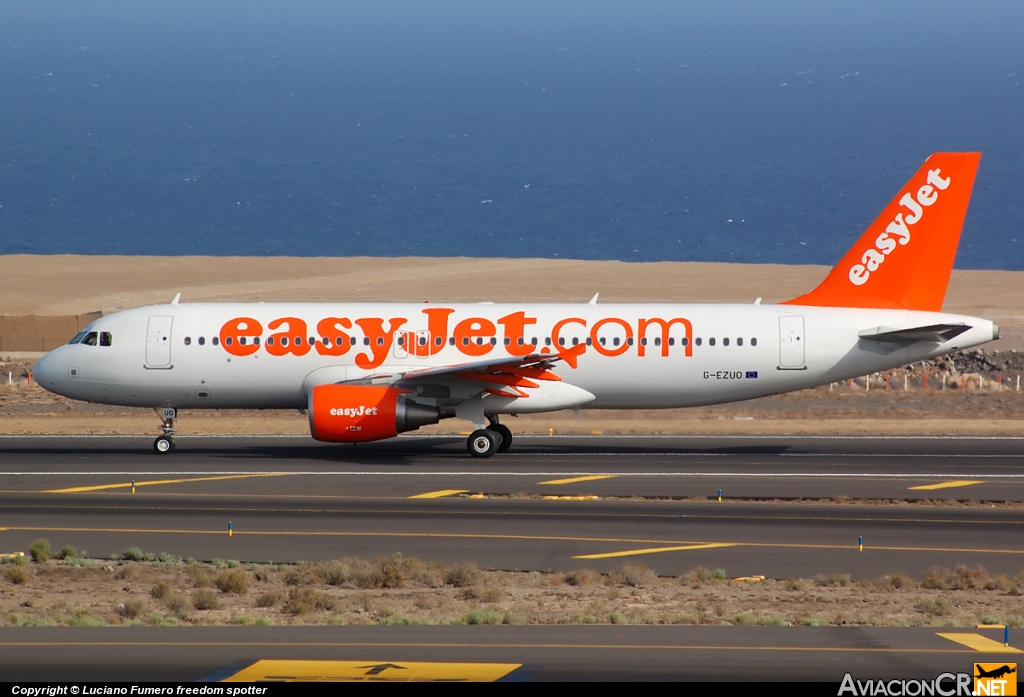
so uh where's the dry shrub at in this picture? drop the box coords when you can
[28,539,51,563]
[813,573,851,588]
[950,565,989,591]
[215,569,251,595]
[564,569,602,586]
[116,598,145,620]
[150,580,172,600]
[254,591,280,608]
[988,574,1015,592]
[314,560,350,586]
[444,562,481,588]
[887,573,909,589]
[914,597,954,617]
[55,545,78,561]
[611,563,657,588]
[116,565,140,581]
[284,587,335,616]
[6,567,30,585]
[191,589,220,611]
[920,567,948,590]
[166,594,192,619]
[357,555,405,589]
[404,558,443,587]
[784,578,805,591]
[284,564,319,587]
[185,566,212,588]
[685,566,716,586]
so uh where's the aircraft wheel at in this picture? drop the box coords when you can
[154,435,175,454]
[488,424,513,453]
[467,429,500,458]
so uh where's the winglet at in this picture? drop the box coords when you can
[782,153,980,312]
[171,293,181,305]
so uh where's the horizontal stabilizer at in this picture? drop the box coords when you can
[858,323,970,343]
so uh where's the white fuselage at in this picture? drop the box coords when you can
[33,302,997,414]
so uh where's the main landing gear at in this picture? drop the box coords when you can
[153,407,177,454]
[466,417,513,458]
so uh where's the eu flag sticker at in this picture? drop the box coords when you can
[745,371,758,379]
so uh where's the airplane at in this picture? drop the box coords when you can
[975,665,1016,680]
[32,152,997,458]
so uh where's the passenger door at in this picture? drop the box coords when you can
[145,316,174,368]
[778,316,806,370]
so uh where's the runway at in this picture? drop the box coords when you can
[1,435,1023,579]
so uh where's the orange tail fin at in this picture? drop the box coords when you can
[782,152,980,311]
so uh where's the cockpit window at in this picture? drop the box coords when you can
[69,331,88,345]
[81,332,98,346]
[99,332,113,347]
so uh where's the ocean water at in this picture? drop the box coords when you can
[1,1,1022,268]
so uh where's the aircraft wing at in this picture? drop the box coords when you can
[858,323,971,343]
[346,345,586,399]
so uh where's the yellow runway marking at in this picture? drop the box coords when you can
[538,475,616,485]
[542,495,599,501]
[223,660,521,682]
[575,543,737,560]
[936,633,1022,653]
[407,489,468,499]
[0,526,1020,557]
[909,480,985,491]
[43,473,287,494]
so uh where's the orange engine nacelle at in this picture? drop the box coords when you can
[308,384,440,443]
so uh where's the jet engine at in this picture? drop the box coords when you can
[307,384,439,443]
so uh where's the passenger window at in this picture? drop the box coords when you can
[572,338,579,346]
[558,337,565,346]
[376,337,384,346]
[669,337,676,346]
[694,338,701,346]
[81,332,98,346]
[239,337,247,346]
[627,338,633,346]
[308,337,315,346]
[280,337,288,347]
[737,337,743,346]
[363,337,370,346]
[184,337,192,346]
[545,337,552,346]
[709,338,716,347]
[267,337,275,346]
[640,338,647,346]
[225,336,233,346]
[69,331,88,345]
[654,337,661,346]
[751,337,758,347]
[254,337,261,345]
[397,336,405,347]
[449,337,456,346]
[198,337,206,346]
[351,337,357,346]
[490,337,496,345]
[586,337,592,346]
[599,337,606,346]
[723,338,729,346]
[436,337,443,346]
[503,337,511,346]
[295,337,303,346]
[681,337,689,346]
[212,337,220,346]
[613,337,620,347]
[531,338,538,346]
[100,332,113,347]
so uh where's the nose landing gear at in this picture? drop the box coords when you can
[153,407,177,454]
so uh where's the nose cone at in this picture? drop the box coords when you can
[33,348,64,393]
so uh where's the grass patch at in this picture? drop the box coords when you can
[465,610,505,625]
[55,545,78,561]
[610,563,657,588]
[444,562,481,588]
[115,599,146,620]
[283,587,335,616]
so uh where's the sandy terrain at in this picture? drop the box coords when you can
[2,553,1022,628]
